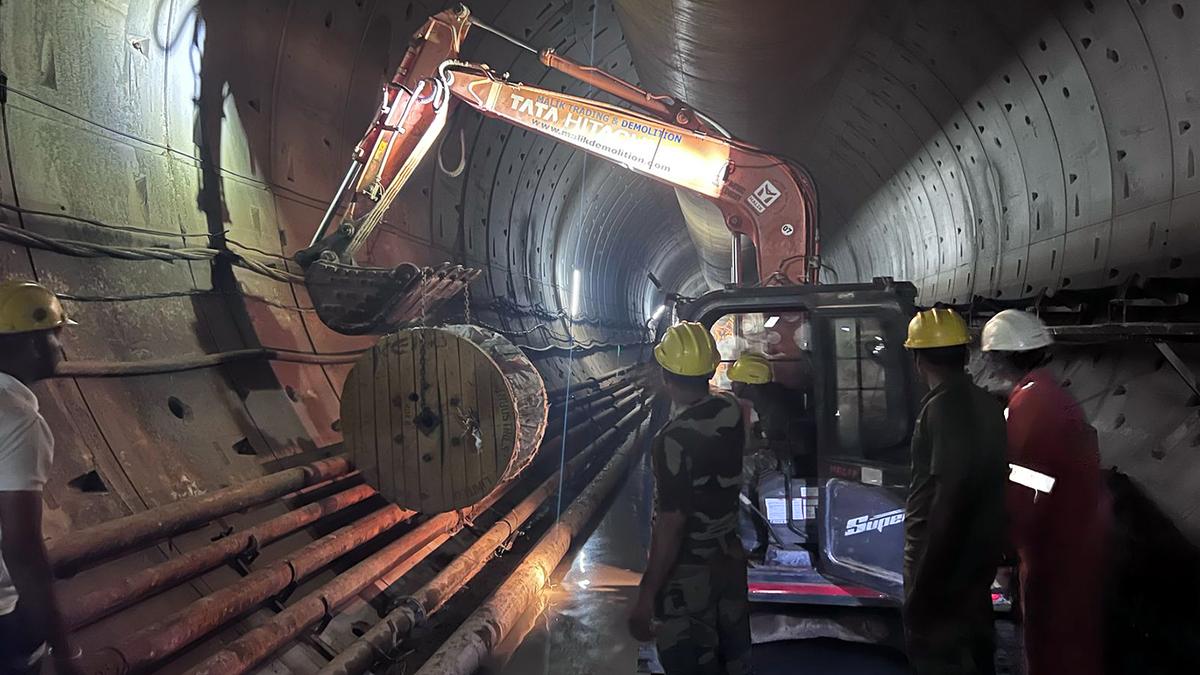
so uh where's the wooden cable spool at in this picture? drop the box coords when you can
[341,325,548,514]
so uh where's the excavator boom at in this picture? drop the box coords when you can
[300,4,818,335]
[440,62,818,284]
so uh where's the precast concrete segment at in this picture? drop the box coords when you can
[0,0,657,625]
[614,0,1200,303]
[411,414,652,675]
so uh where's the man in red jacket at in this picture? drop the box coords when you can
[981,309,1109,675]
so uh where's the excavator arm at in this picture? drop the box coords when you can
[439,61,819,285]
[300,5,817,334]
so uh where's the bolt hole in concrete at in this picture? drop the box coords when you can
[167,395,191,420]
[232,438,257,456]
[68,470,109,493]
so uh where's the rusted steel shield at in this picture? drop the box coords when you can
[341,325,548,514]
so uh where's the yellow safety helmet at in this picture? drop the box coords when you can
[728,351,771,384]
[904,308,969,349]
[655,321,719,376]
[0,280,77,335]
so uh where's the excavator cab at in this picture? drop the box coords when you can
[680,278,920,605]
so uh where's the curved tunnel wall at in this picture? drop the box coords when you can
[617,0,1200,303]
[813,0,1200,305]
[614,0,1200,541]
[0,0,686,654]
[2,0,1200,664]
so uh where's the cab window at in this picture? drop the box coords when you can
[827,315,910,463]
[709,312,812,395]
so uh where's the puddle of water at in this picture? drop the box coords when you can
[498,455,654,675]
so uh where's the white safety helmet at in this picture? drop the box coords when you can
[981,309,1053,352]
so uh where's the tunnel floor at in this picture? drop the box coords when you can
[490,450,1026,675]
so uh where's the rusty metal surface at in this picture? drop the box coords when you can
[182,481,514,675]
[47,455,351,576]
[0,0,1197,672]
[93,504,415,674]
[64,481,375,630]
[412,411,651,675]
[320,397,649,675]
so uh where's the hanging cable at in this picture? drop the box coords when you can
[0,220,302,284]
[54,346,366,378]
[57,289,317,312]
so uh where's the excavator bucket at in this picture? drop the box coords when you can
[292,7,481,336]
[304,260,481,335]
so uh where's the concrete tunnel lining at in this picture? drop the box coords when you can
[1,0,1199,671]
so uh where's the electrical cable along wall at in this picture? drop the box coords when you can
[0,0,670,671]
[5,0,1200,671]
[613,0,1200,544]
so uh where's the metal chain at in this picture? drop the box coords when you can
[418,267,431,394]
[418,266,431,327]
[464,280,472,326]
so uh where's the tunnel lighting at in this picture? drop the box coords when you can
[570,268,582,319]
[764,315,780,328]
[651,304,666,321]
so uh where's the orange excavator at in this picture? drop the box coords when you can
[301,5,945,611]
[296,4,818,334]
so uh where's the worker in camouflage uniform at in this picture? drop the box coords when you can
[628,322,752,675]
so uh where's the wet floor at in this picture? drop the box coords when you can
[496,447,655,675]
[493,450,1020,674]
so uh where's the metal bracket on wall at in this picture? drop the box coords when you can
[1154,342,1200,400]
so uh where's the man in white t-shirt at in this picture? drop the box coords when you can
[0,280,80,675]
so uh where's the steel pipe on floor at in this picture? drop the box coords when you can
[90,502,415,675]
[412,412,652,675]
[181,482,515,675]
[64,482,377,630]
[83,388,638,672]
[543,389,643,452]
[547,379,642,426]
[48,454,351,577]
[551,381,641,422]
[544,364,640,401]
[318,401,649,675]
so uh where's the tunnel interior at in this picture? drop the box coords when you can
[1,0,1199,672]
